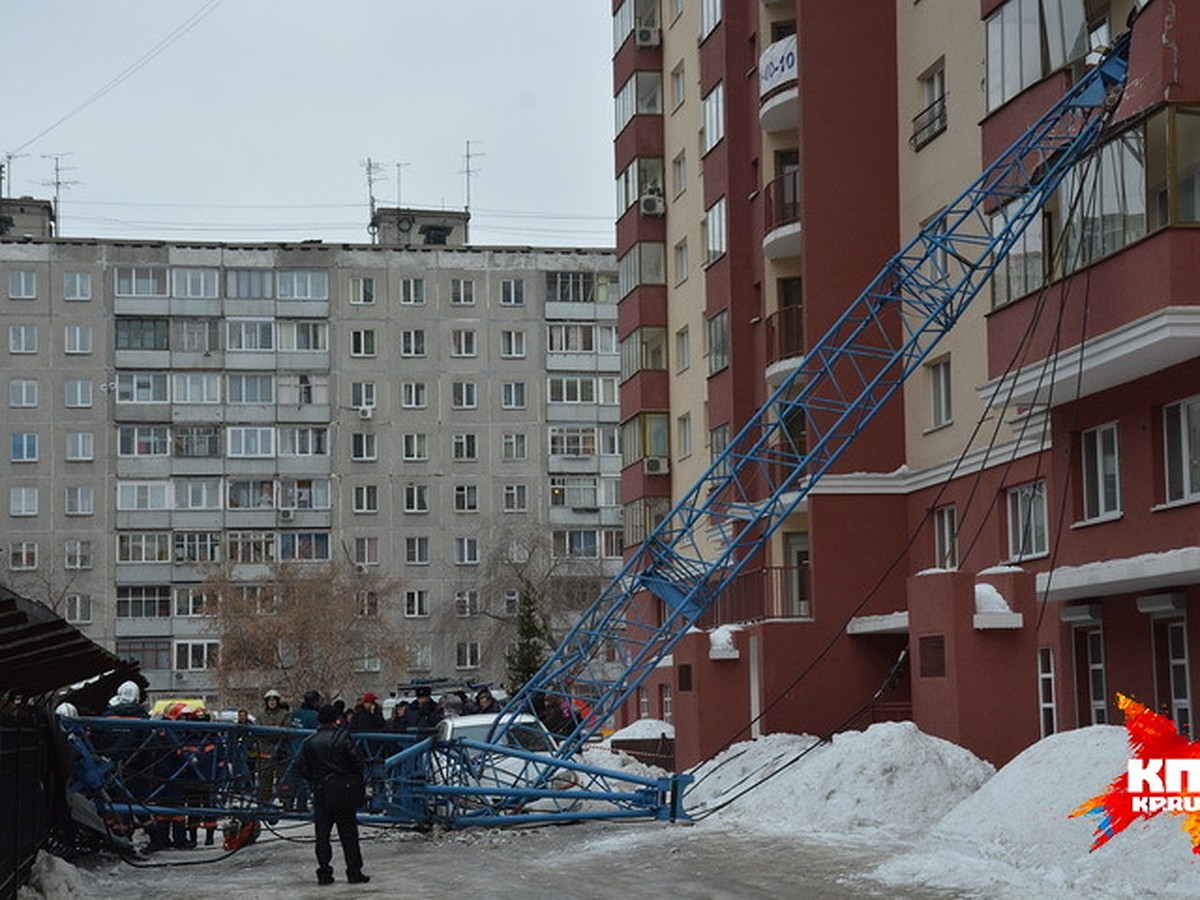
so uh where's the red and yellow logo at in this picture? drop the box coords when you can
[1072,694,1200,853]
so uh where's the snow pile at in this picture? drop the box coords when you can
[708,624,740,656]
[687,722,994,841]
[872,725,1200,898]
[606,717,674,741]
[16,851,89,899]
[974,581,1013,613]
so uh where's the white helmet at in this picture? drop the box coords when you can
[263,689,282,701]
[55,702,78,718]
[116,681,140,704]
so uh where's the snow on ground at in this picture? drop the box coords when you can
[20,720,1200,897]
[603,716,675,741]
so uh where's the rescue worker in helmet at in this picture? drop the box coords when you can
[256,689,292,807]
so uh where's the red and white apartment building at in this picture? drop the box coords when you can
[612,0,1200,767]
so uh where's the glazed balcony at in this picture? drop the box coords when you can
[763,169,801,259]
[759,34,798,132]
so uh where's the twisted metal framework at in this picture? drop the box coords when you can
[503,34,1131,757]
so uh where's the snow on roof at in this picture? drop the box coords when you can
[607,717,675,741]
[974,582,1013,614]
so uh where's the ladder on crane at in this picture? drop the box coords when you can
[504,32,1131,758]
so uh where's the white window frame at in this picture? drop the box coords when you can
[400,329,426,357]
[401,381,427,409]
[455,536,480,566]
[8,270,36,299]
[66,431,94,461]
[503,483,528,512]
[9,379,38,408]
[65,484,95,516]
[701,82,725,154]
[402,433,429,461]
[404,589,430,617]
[9,486,38,517]
[64,324,93,355]
[1081,421,1121,520]
[452,381,478,410]
[451,278,475,305]
[453,433,479,461]
[405,536,430,565]
[400,277,425,305]
[348,275,376,305]
[501,382,526,410]
[9,324,37,354]
[501,278,524,306]
[351,329,377,357]
[929,357,953,428]
[451,329,477,358]
[64,272,92,301]
[501,330,526,358]
[933,505,957,570]
[1007,480,1048,561]
[65,379,93,409]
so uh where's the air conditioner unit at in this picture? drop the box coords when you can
[639,194,666,216]
[357,406,374,420]
[354,563,369,575]
[279,508,295,521]
[635,26,661,47]
[643,456,670,476]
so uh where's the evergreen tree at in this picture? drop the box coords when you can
[505,585,547,693]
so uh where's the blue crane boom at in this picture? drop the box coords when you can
[504,32,1131,757]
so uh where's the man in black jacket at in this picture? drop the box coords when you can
[297,705,369,885]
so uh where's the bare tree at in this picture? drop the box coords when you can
[199,560,408,709]
[3,545,90,617]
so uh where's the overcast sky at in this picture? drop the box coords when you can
[3,1,616,247]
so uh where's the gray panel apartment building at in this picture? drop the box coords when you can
[0,201,621,702]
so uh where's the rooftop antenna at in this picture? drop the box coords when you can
[39,152,79,236]
[361,156,385,243]
[462,139,484,243]
[3,151,30,198]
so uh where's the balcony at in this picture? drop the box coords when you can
[909,95,947,151]
[765,303,804,388]
[763,170,802,259]
[697,564,811,628]
[759,34,798,132]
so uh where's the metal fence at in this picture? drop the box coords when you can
[0,710,52,900]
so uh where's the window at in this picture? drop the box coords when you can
[405,536,430,565]
[677,413,692,459]
[547,271,599,304]
[65,593,91,624]
[455,590,481,617]
[116,317,169,350]
[933,505,957,569]
[178,318,221,354]
[701,83,725,154]
[351,381,376,410]
[227,319,273,351]
[553,529,599,559]
[501,330,526,358]
[352,432,377,461]
[65,485,94,516]
[913,61,948,150]
[174,586,215,617]
[10,541,37,570]
[453,433,479,461]
[400,329,426,357]
[354,536,379,566]
[671,151,687,197]
[551,475,598,508]
[986,0,1042,112]
[227,426,275,458]
[1165,397,1200,503]
[456,641,481,670]
[117,586,172,619]
[227,374,273,404]
[173,372,220,404]
[404,483,429,513]
[1057,129,1147,269]
[452,381,478,410]
[451,329,477,357]
[400,277,425,305]
[706,310,729,374]
[620,414,669,467]
[64,540,93,569]
[354,484,379,514]
[228,480,275,510]
[348,276,375,305]
[172,268,218,298]
[620,327,668,380]
[615,71,663,134]
[8,270,36,299]
[351,329,376,357]
[501,433,526,461]
[1007,480,1048,560]
[709,423,731,477]
[116,372,168,403]
[172,426,219,458]
[278,531,331,561]
[501,278,524,306]
[280,478,330,510]
[990,205,1044,307]
[703,197,727,264]
[617,242,666,298]
[64,272,92,301]
[548,376,595,404]
[1038,646,1057,738]
[1081,422,1120,520]
[66,431,94,461]
[455,537,480,565]
[117,531,171,562]
[277,373,329,405]
[175,640,219,671]
[277,269,328,300]
[928,357,952,428]
[278,321,328,351]
[64,325,92,354]
[117,481,169,510]
[675,327,691,372]
[174,479,221,511]
[549,426,598,457]
[700,0,720,38]
[501,382,526,410]
[404,589,430,617]
[280,427,329,456]
[65,379,93,409]
[547,324,594,352]
[226,269,273,299]
[400,381,427,409]
[402,433,428,461]
[673,239,689,285]
[114,267,168,297]
[120,426,169,457]
[9,324,37,354]
[670,61,686,110]
[11,433,37,462]
[503,483,528,512]
[9,379,37,407]
[454,484,479,512]
[10,487,38,517]
[450,278,475,305]
[660,684,673,725]
[116,637,172,670]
